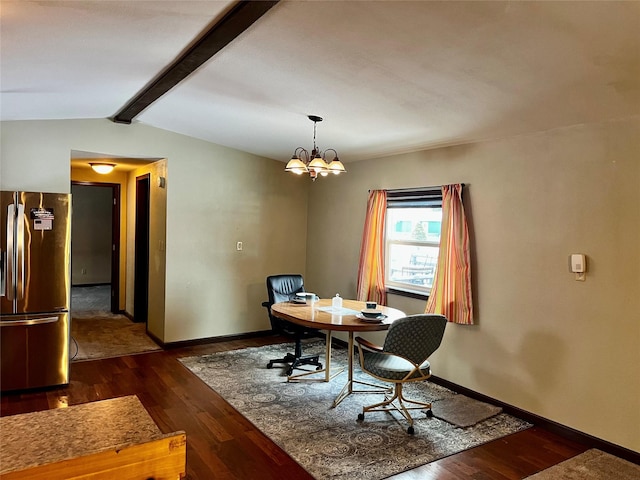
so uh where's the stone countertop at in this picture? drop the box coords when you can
[0,395,164,475]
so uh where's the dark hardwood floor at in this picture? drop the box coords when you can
[0,336,589,479]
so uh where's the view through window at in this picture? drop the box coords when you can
[385,196,442,296]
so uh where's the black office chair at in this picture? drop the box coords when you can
[262,274,323,375]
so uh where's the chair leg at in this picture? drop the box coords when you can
[287,354,323,376]
[267,352,297,370]
[267,352,322,375]
[358,383,432,434]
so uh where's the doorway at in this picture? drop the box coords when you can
[71,182,120,313]
[69,155,167,357]
[134,174,150,323]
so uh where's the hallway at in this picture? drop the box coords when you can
[71,285,111,312]
[70,286,160,361]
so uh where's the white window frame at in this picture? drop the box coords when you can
[384,189,442,297]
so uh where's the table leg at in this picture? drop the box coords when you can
[332,332,391,407]
[325,330,333,382]
[287,331,344,382]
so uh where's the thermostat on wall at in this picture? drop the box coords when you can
[569,254,586,273]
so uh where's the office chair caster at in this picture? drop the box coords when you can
[425,409,434,418]
[357,413,364,421]
[407,426,415,434]
[285,363,323,376]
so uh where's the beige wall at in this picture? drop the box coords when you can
[1,119,309,344]
[305,116,640,452]
[70,184,112,285]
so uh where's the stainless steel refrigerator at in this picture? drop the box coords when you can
[1,191,71,392]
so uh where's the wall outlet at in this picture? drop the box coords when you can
[236,241,243,251]
[81,268,87,275]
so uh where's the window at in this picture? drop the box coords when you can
[385,189,442,297]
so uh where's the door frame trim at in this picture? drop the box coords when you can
[71,181,121,313]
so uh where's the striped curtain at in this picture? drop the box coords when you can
[425,184,474,324]
[356,190,387,305]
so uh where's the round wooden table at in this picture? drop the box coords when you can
[271,299,406,407]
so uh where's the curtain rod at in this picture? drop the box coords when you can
[368,183,465,193]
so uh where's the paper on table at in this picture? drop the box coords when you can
[316,306,360,315]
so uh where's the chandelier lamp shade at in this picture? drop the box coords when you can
[285,115,346,180]
[89,162,116,174]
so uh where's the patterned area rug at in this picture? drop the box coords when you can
[525,449,640,479]
[71,312,161,361]
[179,342,530,480]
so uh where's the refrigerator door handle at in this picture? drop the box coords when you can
[16,203,25,301]
[0,316,58,327]
[6,203,15,300]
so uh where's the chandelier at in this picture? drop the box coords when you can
[285,115,346,181]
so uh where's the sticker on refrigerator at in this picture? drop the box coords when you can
[31,208,54,230]
[34,219,53,230]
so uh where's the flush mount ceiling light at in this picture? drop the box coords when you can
[89,163,116,174]
[285,115,346,181]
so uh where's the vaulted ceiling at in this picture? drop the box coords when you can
[2,1,639,163]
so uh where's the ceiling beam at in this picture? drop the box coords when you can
[112,0,279,125]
